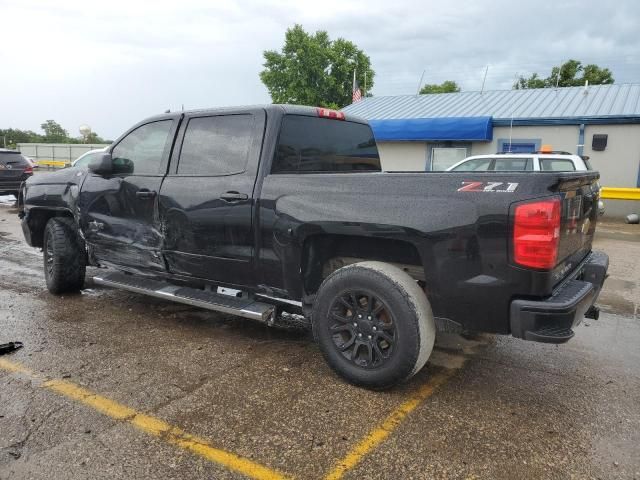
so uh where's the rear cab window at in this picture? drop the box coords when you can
[271,115,381,174]
[540,158,576,171]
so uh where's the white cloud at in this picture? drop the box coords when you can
[2,0,639,138]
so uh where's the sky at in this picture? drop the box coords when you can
[2,0,640,140]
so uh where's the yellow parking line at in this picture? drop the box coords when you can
[1,360,290,480]
[324,369,457,480]
[0,357,35,375]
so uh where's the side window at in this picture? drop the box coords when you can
[178,115,253,175]
[74,152,98,168]
[111,120,173,175]
[493,158,532,171]
[452,158,492,171]
[540,158,576,171]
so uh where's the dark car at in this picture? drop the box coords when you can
[0,149,33,198]
[18,105,608,389]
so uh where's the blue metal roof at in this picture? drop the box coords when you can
[342,84,640,125]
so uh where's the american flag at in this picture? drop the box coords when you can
[352,78,362,103]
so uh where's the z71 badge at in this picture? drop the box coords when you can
[458,181,519,193]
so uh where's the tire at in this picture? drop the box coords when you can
[43,217,86,294]
[312,261,435,389]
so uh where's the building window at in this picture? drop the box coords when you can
[429,144,469,171]
[497,138,541,153]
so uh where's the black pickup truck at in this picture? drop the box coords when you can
[19,105,608,389]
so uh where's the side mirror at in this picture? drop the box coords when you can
[88,152,113,175]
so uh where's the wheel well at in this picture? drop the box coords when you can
[27,209,74,248]
[301,234,424,295]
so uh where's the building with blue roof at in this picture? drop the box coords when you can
[343,83,640,217]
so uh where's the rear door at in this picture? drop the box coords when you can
[158,108,265,286]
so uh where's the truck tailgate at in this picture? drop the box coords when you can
[548,173,601,285]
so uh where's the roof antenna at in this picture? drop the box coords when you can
[416,69,426,96]
[555,63,563,89]
[181,104,184,111]
[507,72,519,153]
[583,79,589,95]
[480,65,489,94]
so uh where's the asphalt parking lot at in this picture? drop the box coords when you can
[1,200,639,480]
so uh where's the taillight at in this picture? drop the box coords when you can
[316,107,345,120]
[513,198,561,269]
[23,166,33,174]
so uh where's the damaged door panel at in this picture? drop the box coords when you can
[79,118,177,271]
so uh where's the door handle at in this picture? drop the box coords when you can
[220,191,249,202]
[136,189,157,199]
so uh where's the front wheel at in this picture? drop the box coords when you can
[43,217,86,294]
[312,261,435,389]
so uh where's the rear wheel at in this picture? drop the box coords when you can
[312,261,435,389]
[43,217,86,294]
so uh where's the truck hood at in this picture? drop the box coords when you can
[26,167,87,187]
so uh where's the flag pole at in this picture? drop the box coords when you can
[353,68,356,99]
[364,71,367,97]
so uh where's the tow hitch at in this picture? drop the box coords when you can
[585,305,600,320]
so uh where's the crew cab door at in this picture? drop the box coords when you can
[79,118,178,271]
[158,109,265,286]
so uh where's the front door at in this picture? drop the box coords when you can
[159,109,265,286]
[80,118,177,271]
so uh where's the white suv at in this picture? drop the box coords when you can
[446,151,591,172]
[446,151,604,214]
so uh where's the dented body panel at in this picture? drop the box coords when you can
[19,104,606,336]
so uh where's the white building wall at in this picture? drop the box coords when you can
[583,124,640,217]
[377,142,427,171]
[471,125,579,155]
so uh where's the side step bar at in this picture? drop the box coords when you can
[93,273,275,323]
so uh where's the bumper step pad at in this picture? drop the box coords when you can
[524,325,575,343]
[93,272,274,322]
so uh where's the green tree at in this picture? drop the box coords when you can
[514,59,614,89]
[419,80,461,94]
[40,120,69,143]
[0,128,44,148]
[85,132,109,144]
[260,24,374,109]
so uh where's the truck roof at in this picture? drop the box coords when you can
[141,104,369,125]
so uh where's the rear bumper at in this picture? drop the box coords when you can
[510,250,609,344]
[0,180,23,194]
